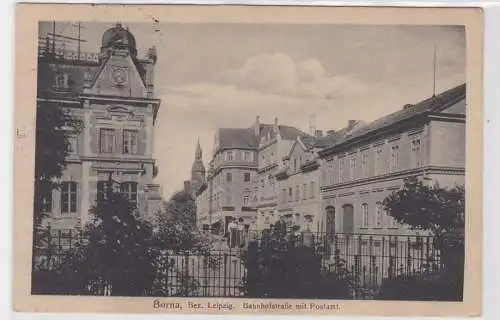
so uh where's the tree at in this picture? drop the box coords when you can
[379,177,465,301]
[33,102,82,227]
[153,189,212,253]
[382,177,465,240]
[35,176,160,296]
[161,190,197,229]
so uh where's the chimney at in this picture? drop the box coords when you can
[314,130,323,137]
[184,181,191,193]
[326,130,336,136]
[254,116,260,136]
[403,104,413,110]
[348,120,356,129]
[274,117,278,126]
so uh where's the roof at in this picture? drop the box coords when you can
[217,127,259,149]
[37,61,101,99]
[320,83,466,153]
[278,125,307,140]
[216,123,307,150]
[299,122,363,150]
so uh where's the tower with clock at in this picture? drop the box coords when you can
[37,22,162,230]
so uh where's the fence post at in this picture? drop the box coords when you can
[223,253,228,297]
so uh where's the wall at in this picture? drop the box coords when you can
[428,119,466,168]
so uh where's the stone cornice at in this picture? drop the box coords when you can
[257,163,278,174]
[321,165,464,192]
[79,94,161,105]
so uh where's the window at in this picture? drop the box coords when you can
[244,172,251,182]
[299,155,303,167]
[295,185,300,201]
[226,151,233,161]
[97,181,109,202]
[374,148,383,175]
[244,151,252,161]
[121,182,138,203]
[226,172,232,182]
[411,139,422,168]
[361,152,369,178]
[390,145,400,172]
[67,135,78,154]
[61,182,77,214]
[123,130,139,154]
[303,183,307,200]
[349,156,356,180]
[375,202,383,228]
[243,195,249,206]
[282,189,287,203]
[293,158,298,171]
[99,128,115,153]
[338,158,345,182]
[54,73,68,88]
[310,181,315,199]
[361,203,369,228]
[288,187,293,202]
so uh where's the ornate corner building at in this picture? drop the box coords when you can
[36,23,163,230]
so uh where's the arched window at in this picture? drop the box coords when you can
[361,203,369,228]
[325,206,336,235]
[375,202,383,228]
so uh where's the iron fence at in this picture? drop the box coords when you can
[32,227,452,299]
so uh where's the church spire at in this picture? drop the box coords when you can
[191,138,206,184]
[195,137,202,160]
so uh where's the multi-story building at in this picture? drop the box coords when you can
[37,23,162,230]
[196,118,262,233]
[195,117,309,234]
[275,122,364,233]
[252,118,308,230]
[318,84,466,235]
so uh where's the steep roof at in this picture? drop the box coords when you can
[320,83,466,153]
[216,123,307,150]
[217,127,259,149]
[278,125,307,140]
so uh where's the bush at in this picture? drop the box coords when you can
[240,240,352,299]
[377,241,464,301]
[377,269,464,301]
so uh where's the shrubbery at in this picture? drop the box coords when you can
[240,239,353,299]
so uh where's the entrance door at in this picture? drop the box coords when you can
[342,204,354,234]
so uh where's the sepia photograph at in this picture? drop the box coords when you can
[13,4,483,317]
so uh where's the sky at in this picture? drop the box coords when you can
[39,22,466,200]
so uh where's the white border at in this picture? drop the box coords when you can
[4,1,500,320]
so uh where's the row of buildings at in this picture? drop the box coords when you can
[36,23,163,230]
[193,84,466,236]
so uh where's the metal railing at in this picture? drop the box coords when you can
[32,227,449,298]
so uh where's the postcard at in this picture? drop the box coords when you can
[13,3,483,317]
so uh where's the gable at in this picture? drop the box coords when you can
[286,139,305,159]
[91,52,147,98]
[439,98,466,115]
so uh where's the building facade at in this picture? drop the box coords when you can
[273,124,364,233]
[318,84,466,236]
[37,23,162,230]
[196,118,261,233]
[252,118,308,230]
